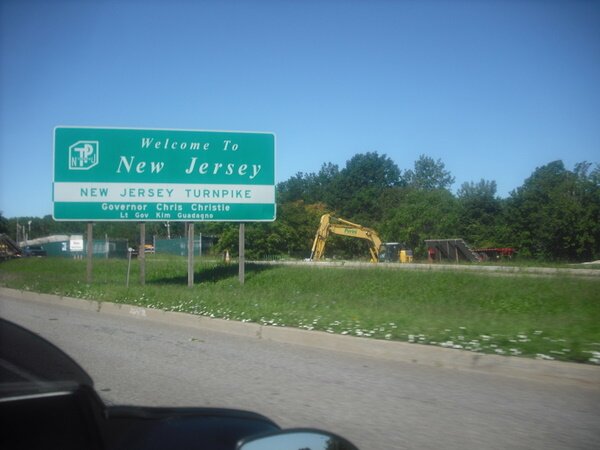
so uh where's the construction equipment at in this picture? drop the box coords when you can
[0,234,21,260]
[379,242,413,263]
[425,239,482,263]
[309,214,412,263]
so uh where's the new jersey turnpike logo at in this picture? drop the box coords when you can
[68,141,99,170]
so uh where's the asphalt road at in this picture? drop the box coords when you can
[1,294,599,450]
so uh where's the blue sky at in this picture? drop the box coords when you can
[1,0,599,218]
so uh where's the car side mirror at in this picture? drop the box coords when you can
[237,428,359,450]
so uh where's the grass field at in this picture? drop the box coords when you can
[1,256,599,364]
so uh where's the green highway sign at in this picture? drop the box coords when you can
[53,127,276,222]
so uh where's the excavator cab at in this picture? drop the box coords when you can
[379,242,413,263]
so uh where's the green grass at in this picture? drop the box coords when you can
[1,256,599,364]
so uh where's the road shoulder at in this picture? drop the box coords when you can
[1,286,598,388]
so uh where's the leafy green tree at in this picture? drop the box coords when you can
[381,188,459,256]
[0,212,8,234]
[505,160,600,261]
[456,179,503,247]
[402,154,455,191]
[214,201,327,260]
[277,172,312,204]
[277,163,340,204]
[327,152,400,222]
[276,201,328,258]
[589,163,600,186]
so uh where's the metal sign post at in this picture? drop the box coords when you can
[139,222,146,285]
[187,223,194,287]
[239,223,245,285]
[126,248,133,287]
[86,222,93,283]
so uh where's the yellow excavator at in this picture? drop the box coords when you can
[309,214,412,263]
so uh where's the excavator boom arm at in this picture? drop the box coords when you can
[310,214,330,260]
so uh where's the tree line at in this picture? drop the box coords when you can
[2,154,599,262]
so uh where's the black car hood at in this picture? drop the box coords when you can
[0,318,93,397]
